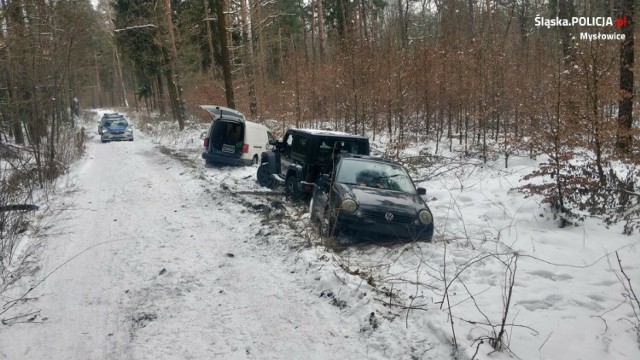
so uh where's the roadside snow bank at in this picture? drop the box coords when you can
[141,116,640,360]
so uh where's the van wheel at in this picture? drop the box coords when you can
[285,175,302,202]
[257,163,278,189]
[251,155,259,165]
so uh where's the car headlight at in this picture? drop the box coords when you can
[340,199,357,213]
[419,210,432,225]
[103,129,110,134]
[126,128,132,133]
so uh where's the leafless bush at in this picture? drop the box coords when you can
[0,123,86,308]
[612,252,640,341]
[521,159,640,233]
[136,112,155,132]
[0,179,37,295]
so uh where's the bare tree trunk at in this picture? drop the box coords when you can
[310,0,317,62]
[131,68,139,112]
[204,0,216,76]
[617,0,634,154]
[114,45,128,108]
[216,0,236,109]
[162,0,186,129]
[293,42,301,128]
[298,0,309,63]
[6,0,26,145]
[359,0,369,45]
[241,0,258,116]
[316,0,325,60]
[156,73,166,115]
[94,51,103,108]
[110,48,116,106]
[397,0,408,48]
[254,0,266,83]
[558,0,576,66]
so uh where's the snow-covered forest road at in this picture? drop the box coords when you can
[3,113,640,360]
[0,129,451,359]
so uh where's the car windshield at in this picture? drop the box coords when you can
[104,120,128,127]
[336,159,416,193]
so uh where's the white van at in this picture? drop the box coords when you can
[200,105,274,166]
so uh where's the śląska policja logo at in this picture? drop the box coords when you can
[534,16,629,41]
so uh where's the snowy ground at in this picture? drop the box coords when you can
[0,111,638,360]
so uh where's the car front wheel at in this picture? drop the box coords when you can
[257,163,278,189]
[285,175,302,202]
[309,196,318,221]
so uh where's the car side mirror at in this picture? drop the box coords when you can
[269,139,278,146]
[274,141,286,152]
[417,187,426,196]
[319,174,331,190]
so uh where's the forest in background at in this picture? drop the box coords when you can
[0,0,638,232]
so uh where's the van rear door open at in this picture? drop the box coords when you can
[199,105,245,122]
[201,105,250,165]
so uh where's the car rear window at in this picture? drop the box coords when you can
[104,120,128,127]
[317,139,368,163]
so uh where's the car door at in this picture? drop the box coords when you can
[279,132,294,175]
[312,172,331,216]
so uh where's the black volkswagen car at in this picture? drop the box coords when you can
[310,155,434,242]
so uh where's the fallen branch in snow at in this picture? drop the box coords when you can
[456,316,539,336]
[0,204,39,212]
[332,270,347,285]
[228,190,284,196]
[538,331,553,351]
[0,239,123,318]
[441,241,458,350]
[372,297,429,312]
[1,310,40,325]
[406,254,424,329]
[439,251,513,307]
[470,339,483,360]
[520,243,636,269]
[613,251,640,338]
[494,254,518,351]
[591,298,627,335]
[1,296,39,309]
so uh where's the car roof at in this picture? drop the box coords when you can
[288,128,368,140]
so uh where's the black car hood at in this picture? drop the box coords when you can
[336,183,426,211]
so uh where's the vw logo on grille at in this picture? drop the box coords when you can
[385,212,394,221]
